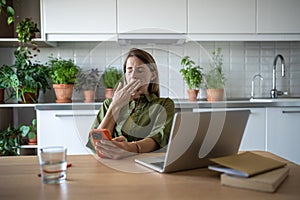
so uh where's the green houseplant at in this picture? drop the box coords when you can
[2,18,49,104]
[13,50,50,103]
[102,67,123,98]
[75,68,101,102]
[180,56,203,101]
[205,48,226,101]
[19,119,37,145]
[0,1,15,25]
[0,125,21,156]
[16,17,40,54]
[0,64,18,103]
[48,57,80,103]
[0,119,37,156]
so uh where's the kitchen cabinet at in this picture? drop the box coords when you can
[266,107,300,165]
[187,0,300,41]
[117,0,187,33]
[192,107,266,151]
[257,0,300,33]
[43,0,117,41]
[37,109,98,155]
[188,0,256,34]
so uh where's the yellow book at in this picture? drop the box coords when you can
[209,151,286,177]
[220,166,290,192]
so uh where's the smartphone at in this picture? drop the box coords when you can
[90,128,112,145]
[90,129,112,158]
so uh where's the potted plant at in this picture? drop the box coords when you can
[13,50,50,103]
[19,119,37,145]
[75,68,101,102]
[180,56,203,101]
[0,125,21,156]
[1,18,49,104]
[102,67,123,98]
[204,48,226,101]
[16,17,40,53]
[48,57,80,103]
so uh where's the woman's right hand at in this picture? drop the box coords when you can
[110,79,141,109]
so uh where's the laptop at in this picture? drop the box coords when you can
[135,110,250,173]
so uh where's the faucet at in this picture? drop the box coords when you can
[270,54,285,98]
[251,74,263,99]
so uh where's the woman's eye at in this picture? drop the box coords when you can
[137,68,145,73]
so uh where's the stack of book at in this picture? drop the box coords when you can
[208,151,289,192]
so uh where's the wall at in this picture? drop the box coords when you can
[1,41,300,102]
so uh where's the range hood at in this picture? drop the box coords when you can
[117,34,186,45]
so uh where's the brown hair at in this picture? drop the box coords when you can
[123,48,160,97]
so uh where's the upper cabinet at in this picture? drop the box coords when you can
[257,0,300,33]
[43,0,117,41]
[188,0,256,34]
[187,0,300,41]
[117,0,187,33]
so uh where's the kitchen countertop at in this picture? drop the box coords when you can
[1,98,300,110]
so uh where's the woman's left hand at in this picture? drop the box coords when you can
[96,136,137,159]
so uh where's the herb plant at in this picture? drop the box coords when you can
[205,48,226,89]
[180,56,203,89]
[75,68,101,91]
[48,57,80,84]
[102,67,123,88]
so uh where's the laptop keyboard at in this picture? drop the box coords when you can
[151,161,164,168]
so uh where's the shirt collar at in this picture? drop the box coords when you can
[141,93,158,102]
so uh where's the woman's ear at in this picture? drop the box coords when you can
[151,71,157,81]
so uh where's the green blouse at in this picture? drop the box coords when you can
[86,94,175,151]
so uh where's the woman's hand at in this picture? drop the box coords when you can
[96,136,137,159]
[110,79,141,109]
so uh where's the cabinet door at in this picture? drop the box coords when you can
[37,110,98,155]
[266,107,300,165]
[193,108,266,151]
[43,0,116,34]
[117,0,187,33]
[257,0,300,33]
[239,108,266,151]
[188,0,256,33]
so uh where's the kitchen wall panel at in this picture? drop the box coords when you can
[1,41,300,102]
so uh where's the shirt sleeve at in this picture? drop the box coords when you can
[147,98,175,148]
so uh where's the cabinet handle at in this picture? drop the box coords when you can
[55,114,97,117]
[282,111,300,114]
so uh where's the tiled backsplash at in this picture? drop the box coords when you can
[1,41,300,101]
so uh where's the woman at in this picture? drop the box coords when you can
[87,48,175,159]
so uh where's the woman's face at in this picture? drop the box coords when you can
[125,56,156,96]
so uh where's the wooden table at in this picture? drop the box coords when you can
[0,151,299,200]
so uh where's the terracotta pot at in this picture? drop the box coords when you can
[28,135,37,145]
[52,84,74,103]
[206,88,224,101]
[0,88,4,104]
[187,89,199,101]
[84,90,95,103]
[20,91,39,104]
[105,88,114,99]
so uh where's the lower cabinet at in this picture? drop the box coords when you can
[266,107,300,165]
[37,110,98,155]
[193,108,266,151]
